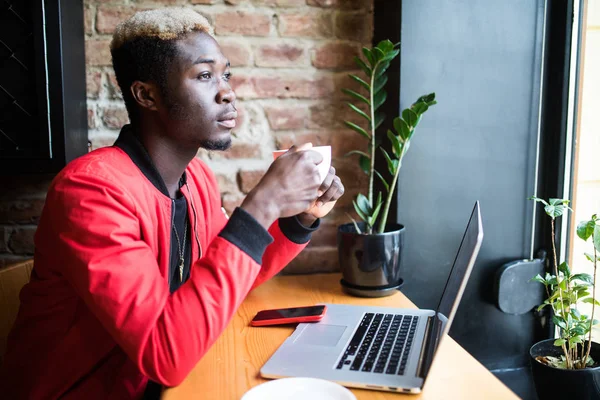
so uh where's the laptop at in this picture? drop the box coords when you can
[260,201,483,394]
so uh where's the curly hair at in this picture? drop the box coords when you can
[110,8,213,122]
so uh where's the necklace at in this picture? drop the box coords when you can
[173,222,188,282]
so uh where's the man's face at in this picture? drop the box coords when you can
[159,31,237,151]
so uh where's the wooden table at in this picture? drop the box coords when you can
[162,273,519,400]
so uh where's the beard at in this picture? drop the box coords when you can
[200,137,232,151]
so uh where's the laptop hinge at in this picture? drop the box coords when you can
[416,315,442,378]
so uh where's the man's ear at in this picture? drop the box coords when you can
[130,81,160,111]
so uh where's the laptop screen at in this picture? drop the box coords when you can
[420,202,483,380]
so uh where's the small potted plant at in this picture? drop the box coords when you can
[337,39,436,297]
[529,196,600,399]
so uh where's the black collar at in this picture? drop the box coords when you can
[114,124,187,198]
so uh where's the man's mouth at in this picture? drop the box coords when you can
[217,111,237,129]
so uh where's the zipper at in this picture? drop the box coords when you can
[168,199,175,287]
[185,182,202,261]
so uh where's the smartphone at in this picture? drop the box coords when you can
[250,305,327,326]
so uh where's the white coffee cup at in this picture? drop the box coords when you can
[272,145,332,183]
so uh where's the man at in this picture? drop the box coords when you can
[0,8,344,399]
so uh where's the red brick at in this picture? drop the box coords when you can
[84,4,95,35]
[308,101,366,130]
[335,12,373,42]
[221,193,244,215]
[215,11,272,36]
[106,72,122,99]
[312,41,361,69]
[218,40,252,67]
[8,227,36,255]
[85,39,112,67]
[255,43,305,67]
[282,247,339,274]
[231,74,336,99]
[278,11,333,38]
[102,107,129,129]
[96,6,139,34]
[233,103,246,132]
[264,105,306,130]
[307,220,339,247]
[215,173,239,194]
[220,142,261,159]
[275,130,367,160]
[88,108,97,130]
[89,133,118,150]
[252,0,305,7]
[0,199,46,224]
[191,0,218,3]
[307,0,373,10]
[86,70,102,99]
[331,130,369,159]
[237,169,266,193]
[275,131,330,150]
[225,0,246,4]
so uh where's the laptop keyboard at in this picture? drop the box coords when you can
[335,313,419,375]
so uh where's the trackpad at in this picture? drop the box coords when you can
[295,324,347,347]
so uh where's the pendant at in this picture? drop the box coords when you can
[179,259,184,282]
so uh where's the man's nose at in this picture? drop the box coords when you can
[217,81,236,104]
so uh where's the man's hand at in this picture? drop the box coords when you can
[241,143,323,229]
[298,166,344,225]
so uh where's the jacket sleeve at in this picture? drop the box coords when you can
[41,172,271,387]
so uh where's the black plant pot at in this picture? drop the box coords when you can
[530,339,600,400]
[336,222,405,297]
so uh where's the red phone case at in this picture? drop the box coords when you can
[250,306,327,326]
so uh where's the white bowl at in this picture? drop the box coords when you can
[241,377,356,400]
[273,145,332,183]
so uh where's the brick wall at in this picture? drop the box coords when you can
[0,0,373,273]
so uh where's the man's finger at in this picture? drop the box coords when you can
[288,142,313,153]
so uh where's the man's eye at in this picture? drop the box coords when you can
[198,72,211,80]
[223,72,232,81]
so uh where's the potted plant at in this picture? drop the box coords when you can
[337,39,436,297]
[529,196,600,399]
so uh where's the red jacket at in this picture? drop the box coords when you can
[0,129,314,399]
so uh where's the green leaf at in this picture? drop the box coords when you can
[594,225,600,253]
[373,89,387,111]
[528,196,549,206]
[559,279,568,291]
[537,303,549,312]
[569,336,583,346]
[341,88,370,106]
[356,193,371,215]
[572,326,586,335]
[402,108,418,127]
[354,56,372,76]
[344,150,370,159]
[374,61,390,78]
[417,92,436,104]
[373,75,388,95]
[393,117,411,141]
[553,316,567,329]
[372,47,385,62]
[571,309,582,319]
[530,274,546,284]
[382,49,400,62]
[347,103,371,123]
[554,338,566,346]
[549,198,570,206]
[352,199,369,222]
[577,219,596,241]
[362,47,374,66]
[359,155,370,174]
[343,121,370,140]
[376,39,394,53]
[572,273,594,284]
[558,261,571,278]
[583,298,600,307]
[369,193,383,226]
[544,203,570,219]
[585,253,595,263]
[380,148,396,176]
[374,111,386,130]
[348,74,370,92]
[374,170,389,193]
[411,102,429,116]
[387,129,402,157]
